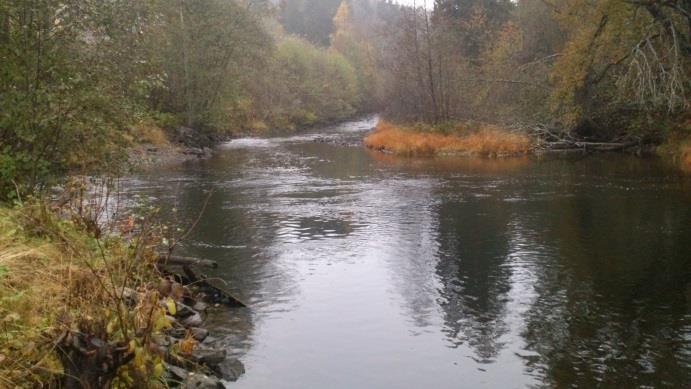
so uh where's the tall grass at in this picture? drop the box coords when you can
[0,197,167,387]
[364,121,532,157]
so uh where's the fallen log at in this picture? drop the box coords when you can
[573,141,638,151]
[538,140,638,152]
[182,265,248,308]
[158,255,218,269]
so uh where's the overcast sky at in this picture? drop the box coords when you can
[394,0,433,8]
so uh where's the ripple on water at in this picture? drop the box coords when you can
[121,118,691,389]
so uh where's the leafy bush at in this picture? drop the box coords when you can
[0,0,157,199]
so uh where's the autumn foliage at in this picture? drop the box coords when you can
[364,121,532,157]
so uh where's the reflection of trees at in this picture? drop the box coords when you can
[434,195,513,362]
[384,189,442,330]
[433,158,691,385]
[519,173,691,387]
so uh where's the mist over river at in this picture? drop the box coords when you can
[123,116,691,388]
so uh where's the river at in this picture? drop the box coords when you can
[124,116,691,388]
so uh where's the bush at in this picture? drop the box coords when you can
[0,0,157,200]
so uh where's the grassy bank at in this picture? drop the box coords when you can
[0,200,166,387]
[364,121,532,157]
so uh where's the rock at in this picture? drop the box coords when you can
[175,303,198,319]
[192,300,209,312]
[167,327,209,342]
[201,335,219,345]
[167,327,186,339]
[176,126,196,143]
[213,358,245,382]
[182,372,225,389]
[190,327,209,342]
[183,147,204,156]
[165,363,189,381]
[191,348,227,367]
[166,315,183,329]
[122,288,138,307]
[164,364,193,387]
[152,334,171,348]
[181,312,203,328]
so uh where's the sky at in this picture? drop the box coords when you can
[394,0,434,8]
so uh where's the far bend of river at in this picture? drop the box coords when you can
[124,116,691,388]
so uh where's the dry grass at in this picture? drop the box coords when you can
[130,121,171,147]
[0,206,94,385]
[0,202,165,387]
[364,120,532,157]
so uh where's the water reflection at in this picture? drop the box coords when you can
[124,117,691,388]
[434,192,513,360]
[516,170,691,387]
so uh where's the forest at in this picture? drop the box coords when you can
[0,0,690,387]
[1,0,689,198]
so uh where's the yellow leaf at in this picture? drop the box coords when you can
[165,298,176,316]
[153,362,164,377]
[134,346,145,369]
[153,313,171,332]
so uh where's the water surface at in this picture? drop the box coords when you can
[125,116,691,388]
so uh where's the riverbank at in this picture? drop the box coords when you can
[364,120,691,172]
[0,198,243,387]
[127,113,377,170]
[127,122,215,169]
[364,120,532,157]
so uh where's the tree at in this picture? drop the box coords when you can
[279,0,343,46]
[152,0,271,132]
[550,0,690,136]
[0,0,157,198]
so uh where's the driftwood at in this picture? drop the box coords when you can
[181,265,248,308]
[539,140,638,152]
[155,253,247,308]
[157,254,218,269]
[531,124,640,153]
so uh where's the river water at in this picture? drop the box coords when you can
[125,116,691,388]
